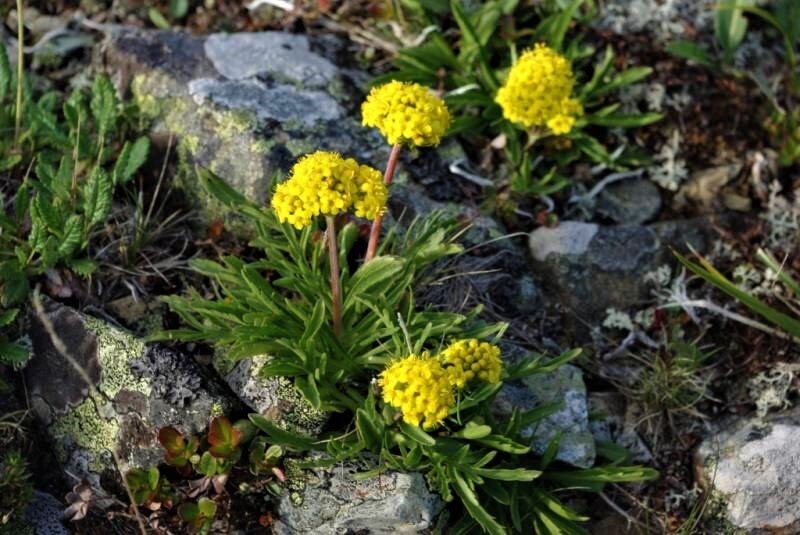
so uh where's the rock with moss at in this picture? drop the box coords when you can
[694,407,800,533]
[96,29,464,236]
[23,300,238,492]
[273,455,442,534]
[214,353,327,437]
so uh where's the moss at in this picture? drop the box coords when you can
[83,316,150,399]
[50,397,120,471]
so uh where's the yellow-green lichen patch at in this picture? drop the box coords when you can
[50,397,120,471]
[272,376,328,436]
[83,316,151,399]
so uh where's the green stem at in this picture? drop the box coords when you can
[326,215,343,338]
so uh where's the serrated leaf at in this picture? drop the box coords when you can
[113,136,150,184]
[67,257,97,276]
[0,308,18,327]
[83,167,112,227]
[0,341,28,365]
[90,75,118,138]
[57,215,83,258]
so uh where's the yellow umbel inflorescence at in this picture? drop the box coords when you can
[361,81,451,147]
[271,151,387,229]
[495,43,583,135]
[440,339,503,387]
[378,355,455,429]
[379,341,503,428]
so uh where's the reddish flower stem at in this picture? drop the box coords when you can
[364,143,402,262]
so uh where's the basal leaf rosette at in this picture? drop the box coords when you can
[271,151,387,229]
[495,43,583,135]
[362,81,452,147]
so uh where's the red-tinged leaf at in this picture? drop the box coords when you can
[158,426,185,455]
[208,416,242,458]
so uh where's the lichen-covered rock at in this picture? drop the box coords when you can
[528,218,718,329]
[274,456,442,534]
[493,360,596,468]
[215,354,327,437]
[694,408,800,533]
[24,491,69,535]
[96,29,463,234]
[24,300,238,491]
[592,0,715,43]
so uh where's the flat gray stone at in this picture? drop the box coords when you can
[24,491,69,535]
[275,456,442,534]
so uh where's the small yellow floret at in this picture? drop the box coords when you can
[362,81,451,147]
[495,44,583,135]
[378,354,455,429]
[440,339,503,386]
[271,151,387,229]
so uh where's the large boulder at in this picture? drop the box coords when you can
[275,455,442,534]
[96,29,466,232]
[24,300,238,492]
[694,408,800,533]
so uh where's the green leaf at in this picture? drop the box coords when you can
[667,40,714,66]
[356,408,384,450]
[450,0,499,90]
[57,215,83,258]
[295,375,322,409]
[399,421,436,446]
[542,0,583,51]
[249,414,320,451]
[0,341,29,365]
[474,467,542,481]
[0,264,30,307]
[451,468,506,535]
[198,451,218,476]
[169,0,190,19]
[586,112,663,128]
[0,42,11,102]
[344,256,405,310]
[83,167,113,228]
[452,421,492,439]
[67,257,98,276]
[113,137,150,184]
[675,251,800,339]
[198,167,257,209]
[90,74,118,138]
[715,0,750,61]
[0,308,18,327]
[475,434,529,454]
[148,8,171,29]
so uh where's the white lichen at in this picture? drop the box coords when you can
[748,362,799,417]
[648,129,688,191]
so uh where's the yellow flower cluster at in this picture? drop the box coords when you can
[271,151,387,229]
[495,43,583,135]
[362,81,451,147]
[440,339,503,388]
[379,340,503,428]
[378,355,454,429]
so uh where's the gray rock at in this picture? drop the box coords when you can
[24,300,237,492]
[274,456,442,534]
[24,491,69,535]
[694,407,800,533]
[97,29,464,235]
[596,178,662,224]
[528,218,718,327]
[588,392,653,464]
[494,359,596,468]
[216,354,327,437]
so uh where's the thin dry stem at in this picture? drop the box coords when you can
[14,0,24,146]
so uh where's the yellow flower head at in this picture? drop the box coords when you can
[362,81,451,147]
[440,339,503,387]
[378,354,455,429]
[495,44,583,135]
[271,151,387,229]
